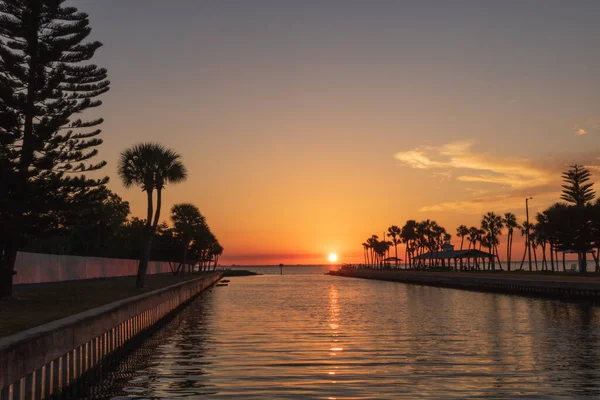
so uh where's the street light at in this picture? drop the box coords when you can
[526,197,533,271]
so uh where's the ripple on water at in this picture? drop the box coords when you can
[83,273,600,399]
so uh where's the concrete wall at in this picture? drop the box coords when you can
[330,269,600,299]
[0,272,222,399]
[14,252,173,285]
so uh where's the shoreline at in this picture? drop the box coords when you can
[328,269,600,300]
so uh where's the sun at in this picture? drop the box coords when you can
[328,253,338,263]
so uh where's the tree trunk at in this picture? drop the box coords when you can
[540,242,547,271]
[0,240,18,298]
[580,251,587,274]
[519,240,527,270]
[137,234,154,288]
[506,232,512,271]
[495,245,503,270]
[137,189,156,288]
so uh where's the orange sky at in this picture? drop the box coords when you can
[76,1,600,265]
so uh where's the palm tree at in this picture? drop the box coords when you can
[361,242,369,266]
[118,143,187,288]
[467,226,482,269]
[518,221,534,271]
[367,235,379,268]
[503,212,519,271]
[210,241,224,271]
[481,212,504,271]
[387,225,402,267]
[456,225,468,250]
[171,203,206,275]
[401,220,418,268]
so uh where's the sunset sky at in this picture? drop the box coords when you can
[75,0,600,265]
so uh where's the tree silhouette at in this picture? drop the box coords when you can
[561,165,595,206]
[118,143,187,287]
[386,225,402,267]
[171,203,206,274]
[503,213,519,271]
[481,212,503,270]
[456,225,468,251]
[0,0,110,297]
[401,220,418,268]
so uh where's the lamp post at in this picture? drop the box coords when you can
[526,197,533,271]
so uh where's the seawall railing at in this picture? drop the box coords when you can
[0,272,222,400]
[330,269,600,299]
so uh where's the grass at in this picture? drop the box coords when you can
[0,273,211,338]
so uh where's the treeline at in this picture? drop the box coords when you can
[362,165,600,274]
[0,1,221,296]
[22,188,223,273]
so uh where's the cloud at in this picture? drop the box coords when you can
[394,141,552,190]
[394,141,600,214]
[574,116,600,136]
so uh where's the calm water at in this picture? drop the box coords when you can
[86,268,600,399]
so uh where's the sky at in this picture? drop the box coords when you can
[70,0,600,265]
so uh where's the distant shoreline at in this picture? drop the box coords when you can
[221,269,261,277]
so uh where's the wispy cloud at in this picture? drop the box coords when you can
[394,141,600,214]
[394,141,552,190]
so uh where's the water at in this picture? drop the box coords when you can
[85,268,600,399]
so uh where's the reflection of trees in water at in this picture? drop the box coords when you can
[81,291,216,399]
[528,300,600,397]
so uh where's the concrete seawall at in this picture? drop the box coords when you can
[0,272,222,400]
[14,252,175,285]
[329,269,600,299]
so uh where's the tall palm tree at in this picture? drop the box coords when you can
[518,221,533,271]
[456,225,468,250]
[503,212,519,271]
[387,225,402,267]
[118,143,187,288]
[401,220,418,268]
[481,212,504,271]
[367,235,379,268]
[361,242,369,266]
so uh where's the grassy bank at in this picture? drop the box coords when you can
[0,273,210,338]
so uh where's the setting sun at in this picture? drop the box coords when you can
[328,253,338,263]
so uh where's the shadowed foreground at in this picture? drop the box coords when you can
[0,273,208,338]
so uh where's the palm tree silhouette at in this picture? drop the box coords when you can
[456,225,468,250]
[118,143,187,288]
[387,225,402,268]
[481,212,503,271]
[401,220,418,269]
[503,212,519,271]
[171,203,205,275]
[518,221,534,271]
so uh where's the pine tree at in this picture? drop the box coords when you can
[561,164,595,206]
[0,0,109,297]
